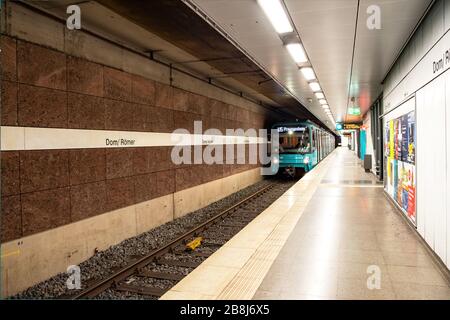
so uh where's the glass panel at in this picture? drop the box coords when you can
[278,128,310,154]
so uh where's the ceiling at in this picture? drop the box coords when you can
[23,0,432,131]
[24,0,333,131]
[190,0,433,125]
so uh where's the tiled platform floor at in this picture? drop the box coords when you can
[254,147,450,300]
[161,147,450,300]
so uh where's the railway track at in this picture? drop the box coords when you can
[68,180,294,300]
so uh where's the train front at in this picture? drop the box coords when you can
[271,124,312,177]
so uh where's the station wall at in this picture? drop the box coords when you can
[382,0,450,269]
[0,2,275,296]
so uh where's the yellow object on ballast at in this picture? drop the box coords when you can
[186,237,203,251]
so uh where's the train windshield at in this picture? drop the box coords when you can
[277,127,311,154]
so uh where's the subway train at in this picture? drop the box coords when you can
[271,121,335,177]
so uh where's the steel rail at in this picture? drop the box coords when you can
[70,183,275,299]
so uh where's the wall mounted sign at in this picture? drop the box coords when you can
[276,126,306,133]
[384,98,416,224]
[343,123,361,130]
[347,107,361,115]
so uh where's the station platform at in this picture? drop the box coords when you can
[160,147,450,300]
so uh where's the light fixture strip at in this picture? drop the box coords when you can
[257,0,293,34]
[286,43,308,64]
[309,81,321,92]
[300,67,315,81]
[258,0,333,124]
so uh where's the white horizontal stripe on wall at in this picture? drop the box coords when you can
[0,126,267,151]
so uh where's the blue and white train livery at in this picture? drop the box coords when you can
[271,121,335,177]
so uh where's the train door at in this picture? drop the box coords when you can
[317,130,321,161]
[311,128,316,165]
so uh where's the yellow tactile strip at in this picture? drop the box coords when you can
[160,151,336,300]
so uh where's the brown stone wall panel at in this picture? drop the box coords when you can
[163,146,176,171]
[106,177,135,211]
[223,164,233,177]
[69,148,106,185]
[133,147,150,175]
[105,99,134,131]
[174,111,203,134]
[70,181,107,222]
[175,166,195,191]
[1,151,20,196]
[226,104,238,121]
[1,81,18,126]
[154,82,173,108]
[210,164,223,181]
[148,146,174,173]
[17,41,66,90]
[237,108,250,123]
[103,67,132,101]
[174,111,196,133]
[133,104,151,131]
[188,93,207,115]
[201,115,212,132]
[192,165,205,185]
[134,173,157,203]
[148,147,163,173]
[0,36,17,81]
[131,75,155,105]
[211,100,227,119]
[149,106,174,133]
[67,56,103,96]
[18,84,67,128]
[201,165,214,183]
[172,88,190,112]
[106,148,134,180]
[156,170,175,197]
[210,117,225,133]
[1,195,22,242]
[68,92,105,130]
[22,187,71,236]
[20,150,69,193]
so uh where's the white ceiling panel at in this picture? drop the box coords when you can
[191,0,431,127]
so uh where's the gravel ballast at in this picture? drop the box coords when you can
[12,179,284,299]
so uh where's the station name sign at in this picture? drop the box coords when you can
[105,138,136,146]
[432,48,450,74]
[277,126,306,133]
[343,123,361,130]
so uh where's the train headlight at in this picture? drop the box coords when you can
[272,157,279,164]
[303,156,310,164]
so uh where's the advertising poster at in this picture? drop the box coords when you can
[384,109,416,224]
[407,111,415,164]
[401,114,408,162]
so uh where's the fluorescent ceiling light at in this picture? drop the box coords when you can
[309,81,321,92]
[322,104,330,109]
[315,92,324,99]
[300,67,316,81]
[257,0,293,34]
[286,43,308,64]
[318,99,327,105]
